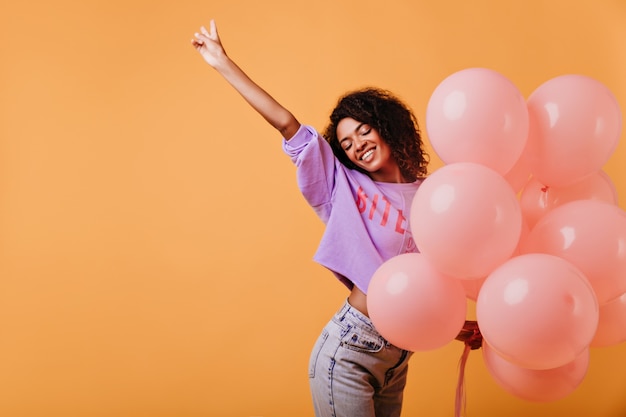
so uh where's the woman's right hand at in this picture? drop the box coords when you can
[191,19,228,70]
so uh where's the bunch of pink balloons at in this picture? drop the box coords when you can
[366,67,624,403]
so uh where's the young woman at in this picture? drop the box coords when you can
[191,20,429,417]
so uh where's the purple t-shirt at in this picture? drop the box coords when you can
[282,124,422,294]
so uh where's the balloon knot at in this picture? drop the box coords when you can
[541,185,550,192]
[455,320,483,350]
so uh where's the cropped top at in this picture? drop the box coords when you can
[282,124,422,294]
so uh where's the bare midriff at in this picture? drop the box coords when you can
[348,285,369,317]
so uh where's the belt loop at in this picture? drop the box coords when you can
[336,298,351,321]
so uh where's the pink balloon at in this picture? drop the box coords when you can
[520,171,618,228]
[483,342,589,402]
[503,140,533,193]
[460,276,486,301]
[591,292,626,348]
[461,220,529,302]
[522,200,626,304]
[513,218,530,257]
[367,253,467,351]
[426,68,529,175]
[526,75,622,186]
[476,253,598,370]
[411,162,522,279]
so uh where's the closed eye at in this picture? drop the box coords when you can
[360,127,372,137]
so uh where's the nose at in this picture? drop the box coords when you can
[354,136,367,151]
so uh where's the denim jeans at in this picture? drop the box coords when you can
[308,299,413,417]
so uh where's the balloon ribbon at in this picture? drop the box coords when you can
[454,320,482,417]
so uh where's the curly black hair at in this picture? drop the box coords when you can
[323,87,429,182]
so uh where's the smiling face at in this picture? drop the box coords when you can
[336,117,403,183]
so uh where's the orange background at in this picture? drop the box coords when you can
[1,0,625,416]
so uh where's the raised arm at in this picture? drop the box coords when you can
[191,20,301,140]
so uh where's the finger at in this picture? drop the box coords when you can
[210,19,219,40]
[200,25,210,36]
[194,32,209,43]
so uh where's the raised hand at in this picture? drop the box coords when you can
[191,20,227,69]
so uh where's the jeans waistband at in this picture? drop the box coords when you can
[334,299,379,332]
[333,298,414,353]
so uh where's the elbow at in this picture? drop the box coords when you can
[277,114,300,140]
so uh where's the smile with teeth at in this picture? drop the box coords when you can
[361,149,375,161]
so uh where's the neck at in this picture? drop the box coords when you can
[371,169,409,183]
